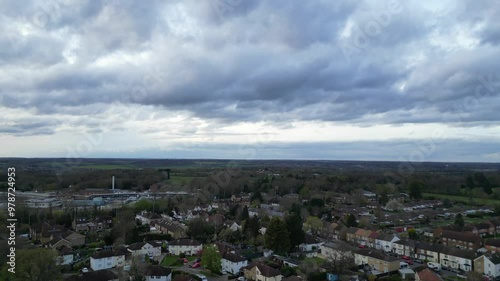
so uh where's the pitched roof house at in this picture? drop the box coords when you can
[415,268,443,281]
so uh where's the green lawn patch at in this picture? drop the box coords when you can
[161,255,197,267]
[303,257,326,266]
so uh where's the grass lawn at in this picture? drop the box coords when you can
[161,256,197,267]
[302,257,326,266]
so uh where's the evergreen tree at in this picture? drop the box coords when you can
[345,213,358,227]
[454,213,465,227]
[239,206,249,221]
[286,212,304,251]
[408,180,423,200]
[264,217,291,254]
[466,174,474,189]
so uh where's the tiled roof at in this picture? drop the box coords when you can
[356,249,399,262]
[256,264,281,277]
[417,268,443,281]
[486,238,500,247]
[439,246,475,260]
[441,230,482,243]
[222,252,247,263]
[169,239,201,246]
[145,265,171,276]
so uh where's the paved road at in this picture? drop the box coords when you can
[175,265,228,281]
[409,263,465,279]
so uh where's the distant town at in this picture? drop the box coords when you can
[1,159,500,281]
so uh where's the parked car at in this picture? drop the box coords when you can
[196,274,208,281]
[427,262,441,272]
[221,269,227,274]
[182,258,189,263]
[413,258,423,264]
[81,267,89,273]
[237,277,245,281]
[358,244,367,248]
[191,262,201,268]
[402,259,413,265]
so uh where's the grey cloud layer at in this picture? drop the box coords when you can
[1,0,500,132]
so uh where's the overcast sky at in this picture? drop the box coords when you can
[1,0,499,162]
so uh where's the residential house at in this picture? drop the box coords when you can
[488,219,500,235]
[471,222,495,237]
[48,230,85,249]
[136,212,162,225]
[393,240,417,257]
[367,232,380,249]
[414,268,443,281]
[145,265,172,281]
[355,229,373,246]
[486,239,500,253]
[128,241,162,258]
[60,230,86,247]
[299,234,323,252]
[30,222,65,243]
[155,219,186,239]
[245,263,282,281]
[318,241,355,261]
[422,228,434,239]
[249,208,259,218]
[354,249,400,273]
[90,249,126,271]
[48,235,72,249]
[346,227,359,244]
[64,269,119,281]
[222,252,248,275]
[375,233,400,253]
[225,221,242,232]
[168,239,202,256]
[56,246,74,265]
[439,246,475,272]
[73,217,113,233]
[208,214,226,227]
[320,222,343,240]
[439,230,482,250]
[474,254,500,279]
[415,242,442,263]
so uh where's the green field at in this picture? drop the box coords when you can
[423,192,500,206]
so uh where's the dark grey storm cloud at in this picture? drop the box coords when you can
[1,0,500,137]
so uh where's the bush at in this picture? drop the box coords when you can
[179,253,186,259]
[87,241,105,248]
[307,272,326,281]
[141,233,172,241]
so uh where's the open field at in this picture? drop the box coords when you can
[423,193,500,206]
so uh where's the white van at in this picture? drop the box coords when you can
[400,262,409,269]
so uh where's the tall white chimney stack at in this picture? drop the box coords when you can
[112,176,115,191]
